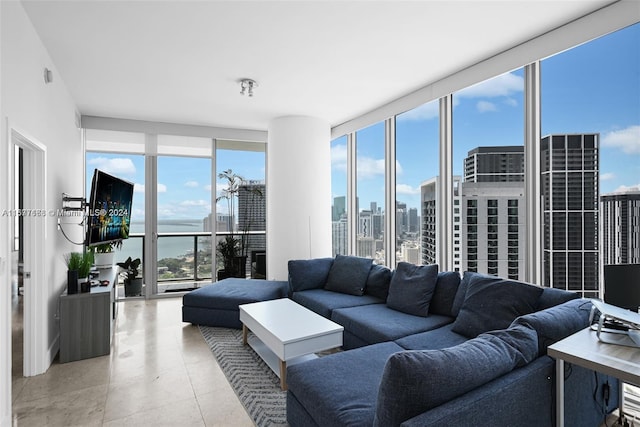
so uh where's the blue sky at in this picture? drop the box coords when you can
[332,22,640,213]
[87,23,638,223]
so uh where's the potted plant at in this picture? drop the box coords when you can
[116,256,143,297]
[64,251,94,293]
[91,240,122,269]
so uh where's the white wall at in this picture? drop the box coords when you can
[1,1,82,424]
[267,116,332,280]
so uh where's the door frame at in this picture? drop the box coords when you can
[9,126,48,377]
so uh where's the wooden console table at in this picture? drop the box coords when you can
[548,327,640,426]
[59,267,117,363]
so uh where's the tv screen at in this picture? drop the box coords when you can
[86,169,134,247]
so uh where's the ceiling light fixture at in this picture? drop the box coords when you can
[239,79,258,97]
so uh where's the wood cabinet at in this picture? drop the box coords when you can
[59,268,116,363]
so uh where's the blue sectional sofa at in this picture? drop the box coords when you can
[283,255,619,427]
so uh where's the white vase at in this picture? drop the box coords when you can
[94,252,115,269]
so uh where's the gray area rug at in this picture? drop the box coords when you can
[199,326,287,427]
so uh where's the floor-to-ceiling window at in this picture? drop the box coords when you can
[85,147,145,298]
[215,143,266,280]
[355,122,386,264]
[156,155,212,292]
[541,22,640,298]
[395,100,439,266]
[452,69,526,279]
[331,135,348,256]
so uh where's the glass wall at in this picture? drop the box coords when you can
[156,155,212,291]
[355,122,386,264]
[331,135,348,256]
[395,100,439,266]
[541,23,640,297]
[85,151,145,297]
[452,69,525,279]
[215,147,266,280]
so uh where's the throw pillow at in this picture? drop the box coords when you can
[451,272,544,338]
[288,258,334,293]
[324,254,373,296]
[429,271,462,317]
[373,323,538,427]
[364,264,393,300]
[386,263,438,317]
[511,298,591,356]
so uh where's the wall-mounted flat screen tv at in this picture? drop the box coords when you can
[86,169,134,247]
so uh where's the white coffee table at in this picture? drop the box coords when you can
[239,298,344,390]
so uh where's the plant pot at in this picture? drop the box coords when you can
[223,256,247,278]
[124,277,143,297]
[94,252,115,269]
[78,277,90,293]
[67,270,78,294]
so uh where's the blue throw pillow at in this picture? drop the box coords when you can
[288,258,334,293]
[374,323,538,426]
[324,254,373,296]
[386,263,438,317]
[365,264,393,300]
[451,272,544,338]
[511,298,592,356]
[429,271,462,317]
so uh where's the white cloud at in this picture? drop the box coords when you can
[397,102,439,122]
[204,184,212,191]
[134,183,166,193]
[184,181,199,188]
[476,100,498,113]
[612,184,640,193]
[396,183,420,195]
[457,72,524,99]
[357,156,385,179]
[600,172,616,181]
[331,143,348,172]
[602,125,640,154]
[87,157,136,176]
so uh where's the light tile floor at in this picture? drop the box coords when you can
[12,297,254,426]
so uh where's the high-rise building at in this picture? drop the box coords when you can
[333,196,346,221]
[238,180,266,264]
[601,190,640,265]
[464,146,525,182]
[420,176,462,271]
[358,210,373,238]
[461,146,525,279]
[541,134,599,298]
[332,217,348,257]
[461,182,525,279]
[408,207,418,233]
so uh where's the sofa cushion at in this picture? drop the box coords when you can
[288,257,334,292]
[537,287,579,310]
[324,254,372,296]
[511,298,592,356]
[386,262,439,317]
[429,271,462,317]
[394,323,468,351]
[331,303,453,345]
[292,288,383,319]
[374,324,538,427]
[365,264,393,301]
[451,272,543,338]
[287,341,405,427]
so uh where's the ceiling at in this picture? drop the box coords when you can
[22,0,615,132]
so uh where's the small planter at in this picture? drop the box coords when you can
[94,252,115,269]
[124,278,143,297]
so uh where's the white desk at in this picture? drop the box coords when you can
[548,327,640,426]
[239,298,343,390]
